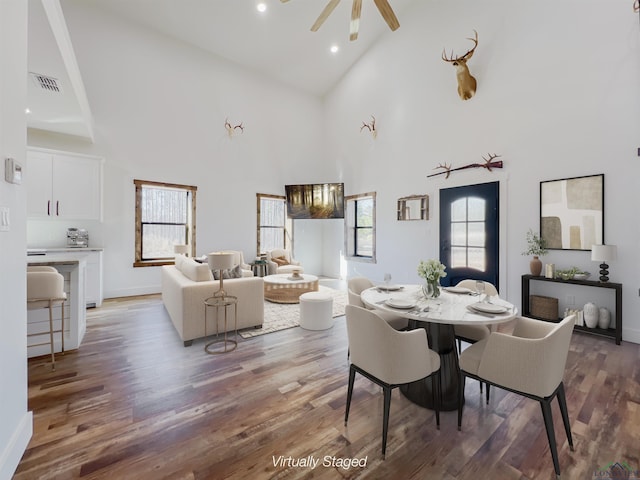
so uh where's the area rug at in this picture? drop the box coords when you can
[239,286,347,338]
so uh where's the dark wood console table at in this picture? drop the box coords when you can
[521,274,622,345]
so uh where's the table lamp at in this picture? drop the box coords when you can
[208,251,236,297]
[174,244,189,256]
[591,244,617,282]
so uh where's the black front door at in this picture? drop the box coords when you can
[439,182,499,290]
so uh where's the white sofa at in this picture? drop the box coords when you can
[162,256,264,346]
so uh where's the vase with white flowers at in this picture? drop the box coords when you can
[522,229,548,276]
[417,259,447,298]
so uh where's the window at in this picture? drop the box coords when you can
[450,196,486,271]
[256,193,291,255]
[134,179,197,267]
[345,192,376,262]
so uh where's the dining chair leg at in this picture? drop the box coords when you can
[485,383,490,404]
[457,371,466,431]
[540,398,561,479]
[556,382,574,451]
[344,366,356,425]
[381,386,392,458]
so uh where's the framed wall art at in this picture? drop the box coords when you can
[539,174,604,251]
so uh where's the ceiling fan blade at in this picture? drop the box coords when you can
[311,0,341,32]
[350,0,362,41]
[373,0,400,31]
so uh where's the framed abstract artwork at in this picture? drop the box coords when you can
[540,174,604,251]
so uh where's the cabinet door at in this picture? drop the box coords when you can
[26,151,54,217]
[84,251,103,307]
[52,154,102,220]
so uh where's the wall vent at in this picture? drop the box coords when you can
[29,72,62,93]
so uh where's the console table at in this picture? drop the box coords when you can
[521,274,622,345]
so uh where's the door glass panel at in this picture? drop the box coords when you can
[451,223,467,246]
[468,197,485,221]
[467,223,485,247]
[451,199,466,222]
[451,247,467,268]
[468,247,486,271]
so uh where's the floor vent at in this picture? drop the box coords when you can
[29,72,62,93]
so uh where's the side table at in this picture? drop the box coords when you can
[251,260,268,277]
[204,295,238,354]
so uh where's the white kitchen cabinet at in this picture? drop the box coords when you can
[26,149,102,220]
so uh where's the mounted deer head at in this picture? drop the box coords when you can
[442,30,478,101]
[635,0,639,12]
[224,118,244,138]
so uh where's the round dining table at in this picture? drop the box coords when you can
[361,284,517,411]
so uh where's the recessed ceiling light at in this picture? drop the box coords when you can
[256,3,267,13]
[25,108,31,114]
[330,45,339,54]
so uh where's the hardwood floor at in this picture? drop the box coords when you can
[15,292,640,479]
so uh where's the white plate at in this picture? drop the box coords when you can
[378,284,403,291]
[469,302,508,314]
[385,298,415,309]
[443,286,473,294]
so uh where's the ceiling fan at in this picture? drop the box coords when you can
[281,0,400,41]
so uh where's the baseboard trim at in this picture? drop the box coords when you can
[0,411,32,480]
[622,327,640,345]
[104,285,160,299]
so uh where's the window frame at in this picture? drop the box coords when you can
[256,193,292,256]
[133,179,197,267]
[344,192,376,263]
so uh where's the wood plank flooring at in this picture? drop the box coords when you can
[14,293,640,479]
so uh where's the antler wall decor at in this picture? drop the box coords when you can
[360,115,377,139]
[634,0,639,13]
[427,153,503,179]
[224,118,244,138]
[442,30,479,101]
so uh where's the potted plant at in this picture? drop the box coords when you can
[522,229,548,276]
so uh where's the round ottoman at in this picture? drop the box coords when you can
[299,291,334,330]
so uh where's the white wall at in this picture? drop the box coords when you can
[325,0,640,342]
[28,2,329,298]
[0,1,33,478]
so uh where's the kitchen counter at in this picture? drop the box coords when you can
[27,248,104,308]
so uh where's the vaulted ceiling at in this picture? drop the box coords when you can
[27,0,417,140]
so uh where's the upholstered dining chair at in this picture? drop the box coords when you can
[347,277,408,330]
[344,305,441,458]
[27,269,67,371]
[453,279,499,352]
[457,314,575,479]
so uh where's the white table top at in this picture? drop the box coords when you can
[361,284,517,326]
[263,273,318,285]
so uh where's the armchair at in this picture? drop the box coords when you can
[223,250,254,277]
[265,248,303,275]
[458,314,576,479]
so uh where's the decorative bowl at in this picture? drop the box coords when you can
[573,272,590,280]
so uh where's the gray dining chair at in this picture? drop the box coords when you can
[344,305,441,458]
[457,314,575,479]
[347,277,408,330]
[453,279,499,352]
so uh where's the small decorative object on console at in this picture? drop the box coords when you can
[583,302,599,328]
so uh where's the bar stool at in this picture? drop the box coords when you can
[27,269,67,370]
